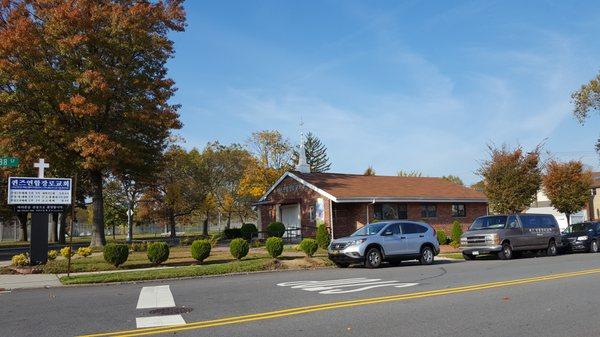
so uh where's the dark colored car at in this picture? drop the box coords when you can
[561,221,600,253]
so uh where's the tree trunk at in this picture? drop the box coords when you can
[202,216,208,236]
[58,212,67,244]
[90,170,106,247]
[127,202,134,243]
[226,212,231,229]
[566,213,571,226]
[50,213,59,243]
[17,213,28,242]
[168,210,177,239]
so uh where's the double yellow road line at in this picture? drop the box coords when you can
[80,267,600,337]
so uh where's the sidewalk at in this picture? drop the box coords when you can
[0,274,62,291]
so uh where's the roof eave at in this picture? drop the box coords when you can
[335,197,488,203]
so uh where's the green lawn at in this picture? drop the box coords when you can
[60,258,274,284]
[439,252,465,260]
[59,256,333,285]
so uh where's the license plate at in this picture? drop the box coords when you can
[472,251,479,255]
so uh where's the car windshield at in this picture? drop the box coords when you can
[469,216,507,230]
[351,223,387,236]
[563,223,592,233]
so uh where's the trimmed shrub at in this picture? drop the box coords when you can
[299,238,318,257]
[103,244,129,267]
[130,241,147,252]
[147,242,170,265]
[267,222,286,238]
[47,250,58,260]
[60,246,74,258]
[316,223,330,249]
[11,253,29,267]
[265,237,284,258]
[451,220,463,247]
[223,228,242,240]
[240,223,258,240]
[436,230,448,245]
[191,239,211,263]
[77,247,93,257]
[229,238,249,260]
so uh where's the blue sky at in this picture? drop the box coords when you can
[167,0,600,184]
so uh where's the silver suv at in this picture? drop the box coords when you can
[328,221,440,268]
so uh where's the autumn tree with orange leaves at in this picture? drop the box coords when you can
[543,160,593,226]
[0,0,186,246]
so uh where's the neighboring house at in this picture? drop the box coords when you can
[589,172,600,222]
[255,170,488,239]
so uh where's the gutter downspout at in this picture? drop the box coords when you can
[369,199,375,223]
[329,199,334,240]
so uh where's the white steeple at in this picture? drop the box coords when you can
[295,118,310,173]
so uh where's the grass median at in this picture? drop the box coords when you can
[60,256,333,285]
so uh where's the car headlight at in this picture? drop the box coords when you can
[347,238,366,246]
[577,236,588,241]
[486,233,500,245]
[460,237,467,243]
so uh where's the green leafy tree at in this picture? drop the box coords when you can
[542,160,593,226]
[103,179,128,240]
[442,175,464,186]
[292,132,331,172]
[572,73,600,158]
[0,1,186,247]
[477,144,542,213]
[141,146,208,239]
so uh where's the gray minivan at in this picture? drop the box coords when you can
[460,214,562,260]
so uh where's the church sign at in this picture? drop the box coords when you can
[7,177,72,205]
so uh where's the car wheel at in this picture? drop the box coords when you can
[365,247,382,268]
[334,262,349,268]
[590,240,599,253]
[462,253,476,260]
[546,241,558,256]
[498,243,513,260]
[419,246,434,265]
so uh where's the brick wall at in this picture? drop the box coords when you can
[258,176,331,237]
[331,202,488,238]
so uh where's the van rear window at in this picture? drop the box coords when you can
[469,216,507,230]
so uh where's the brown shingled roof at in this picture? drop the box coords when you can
[293,172,487,201]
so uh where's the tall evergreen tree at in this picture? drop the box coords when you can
[292,132,331,173]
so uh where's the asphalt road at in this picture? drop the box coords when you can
[2,252,600,337]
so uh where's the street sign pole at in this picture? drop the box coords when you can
[67,173,78,277]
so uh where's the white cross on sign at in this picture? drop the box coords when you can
[34,158,49,178]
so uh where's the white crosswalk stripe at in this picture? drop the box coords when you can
[136,285,176,309]
[277,278,418,294]
[135,285,185,328]
[136,315,186,328]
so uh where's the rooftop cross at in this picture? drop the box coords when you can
[34,158,49,178]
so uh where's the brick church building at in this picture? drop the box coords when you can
[256,170,489,239]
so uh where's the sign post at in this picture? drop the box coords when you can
[7,159,72,265]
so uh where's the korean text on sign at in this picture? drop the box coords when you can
[7,177,72,205]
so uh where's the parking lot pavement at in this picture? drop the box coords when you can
[2,253,600,337]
